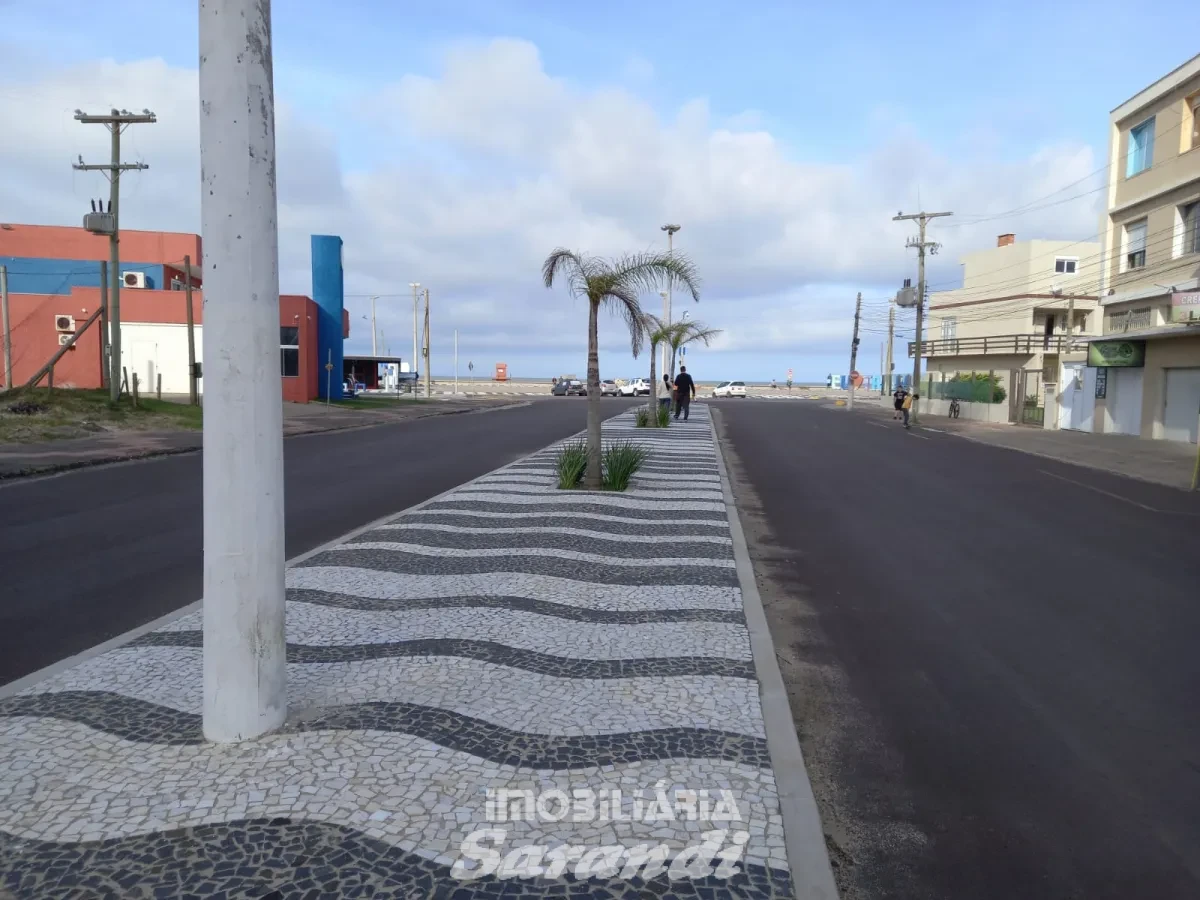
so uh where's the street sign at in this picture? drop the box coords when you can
[468,361,474,372]
[787,368,793,379]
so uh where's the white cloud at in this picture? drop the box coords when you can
[0,39,1104,375]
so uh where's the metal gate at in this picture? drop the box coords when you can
[1016,370,1044,427]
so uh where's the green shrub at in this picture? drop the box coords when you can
[602,441,648,491]
[655,404,671,428]
[554,440,588,489]
[939,372,1008,404]
[634,408,651,428]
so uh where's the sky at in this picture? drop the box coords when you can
[1,0,1196,381]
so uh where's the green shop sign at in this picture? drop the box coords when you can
[1087,339,1145,368]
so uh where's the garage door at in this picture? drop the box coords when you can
[1163,367,1200,443]
[1108,368,1143,436]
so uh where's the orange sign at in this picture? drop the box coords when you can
[850,370,863,388]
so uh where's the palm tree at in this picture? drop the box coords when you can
[642,313,678,424]
[669,320,722,382]
[543,249,700,487]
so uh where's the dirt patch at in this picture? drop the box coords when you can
[714,409,929,900]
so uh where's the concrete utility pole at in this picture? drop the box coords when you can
[848,291,862,410]
[184,255,198,405]
[98,262,110,390]
[661,223,680,377]
[894,210,952,425]
[198,0,287,743]
[74,107,155,403]
[409,282,421,379]
[454,328,459,395]
[1,266,11,391]
[423,288,431,398]
[885,305,895,395]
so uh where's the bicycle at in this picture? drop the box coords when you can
[948,397,961,419]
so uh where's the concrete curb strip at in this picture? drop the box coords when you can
[709,408,841,899]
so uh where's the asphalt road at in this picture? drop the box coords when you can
[0,398,633,686]
[715,399,1200,900]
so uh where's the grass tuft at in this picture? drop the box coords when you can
[634,408,651,428]
[602,440,648,491]
[554,440,588,489]
[655,404,672,428]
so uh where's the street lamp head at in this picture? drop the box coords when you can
[661,224,681,235]
[409,282,420,289]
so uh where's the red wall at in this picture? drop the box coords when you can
[3,287,321,402]
[0,224,202,272]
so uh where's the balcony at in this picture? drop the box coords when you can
[907,334,1086,358]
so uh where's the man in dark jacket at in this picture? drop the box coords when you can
[673,366,696,420]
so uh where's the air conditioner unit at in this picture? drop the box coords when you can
[58,333,73,346]
[123,271,147,289]
[55,314,76,332]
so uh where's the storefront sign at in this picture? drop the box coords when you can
[1087,339,1145,368]
[1094,367,1107,399]
[1170,291,1200,323]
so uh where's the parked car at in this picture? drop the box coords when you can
[711,380,747,398]
[619,378,650,396]
[553,379,587,396]
[599,379,620,396]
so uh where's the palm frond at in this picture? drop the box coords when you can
[541,248,588,298]
[608,251,702,303]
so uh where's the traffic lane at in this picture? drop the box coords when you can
[0,399,634,685]
[716,400,1200,900]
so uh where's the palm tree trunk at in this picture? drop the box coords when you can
[648,341,658,424]
[585,298,603,490]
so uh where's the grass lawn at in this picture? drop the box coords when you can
[0,388,203,443]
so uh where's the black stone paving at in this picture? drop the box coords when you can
[0,691,771,768]
[0,818,795,899]
[131,631,755,677]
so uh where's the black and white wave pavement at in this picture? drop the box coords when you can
[0,406,796,899]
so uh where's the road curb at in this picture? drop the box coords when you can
[0,405,600,698]
[708,408,841,899]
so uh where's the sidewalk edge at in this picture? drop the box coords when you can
[0,426,567,700]
[708,409,840,899]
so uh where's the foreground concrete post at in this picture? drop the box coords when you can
[199,0,287,742]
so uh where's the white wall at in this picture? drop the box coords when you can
[120,323,204,396]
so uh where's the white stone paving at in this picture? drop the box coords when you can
[286,567,743,612]
[328,543,736,569]
[0,406,797,886]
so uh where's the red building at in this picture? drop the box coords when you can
[1,224,343,402]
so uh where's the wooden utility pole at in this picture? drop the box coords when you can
[894,210,953,424]
[1,266,11,391]
[184,254,198,405]
[74,108,156,402]
[98,261,109,390]
[847,291,862,409]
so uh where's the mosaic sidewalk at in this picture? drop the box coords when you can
[0,406,801,899]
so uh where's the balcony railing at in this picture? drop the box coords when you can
[907,334,1085,358]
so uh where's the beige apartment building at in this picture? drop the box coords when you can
[915,234,1101,426]
[1088,52,1200,442]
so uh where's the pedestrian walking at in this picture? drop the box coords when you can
[892,385,908,420]
[673,366,696,421]
[901,391,917,429]
[661,372,673,412]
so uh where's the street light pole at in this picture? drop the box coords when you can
[409,282,421,381]
[894,210,952,425]
[661,223,680,377]
[198,0,287,742]
[370,295,378,356]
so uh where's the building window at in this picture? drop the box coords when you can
[940,317,957,340]
[1124,219,1147,270]
[1188,94,1200,152]
[1128,306,1152,330]
[1183,201,1200,256]
[1054,257,1077,274]
[1126,117,1155,177]
[280,326,299,378]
